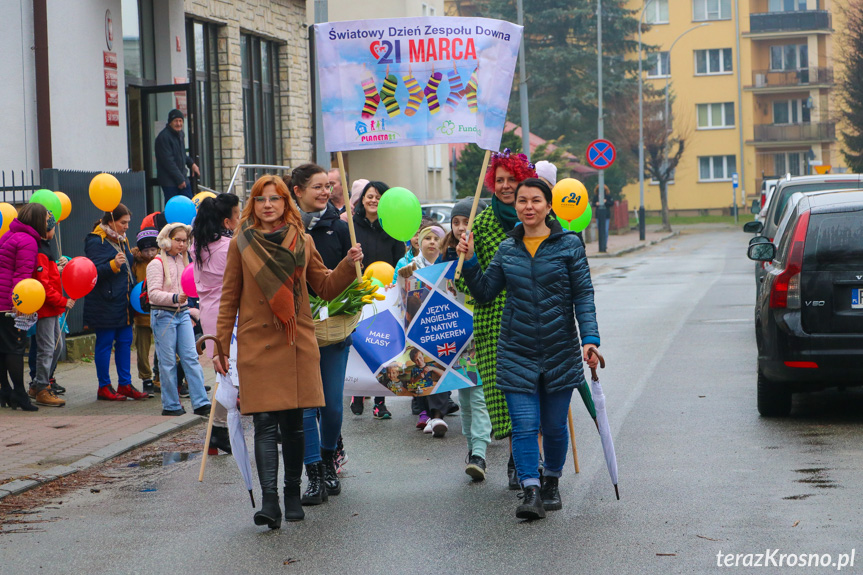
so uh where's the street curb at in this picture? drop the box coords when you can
[0,414,202,501]
[591,231,680,258]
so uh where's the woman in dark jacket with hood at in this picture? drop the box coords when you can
[350,180,405,420]
[458,178,601,521]
[84,204,148,402]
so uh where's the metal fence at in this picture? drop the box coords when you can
[0,170,41,204]
[225,164,292,202]
[39,169,147,335]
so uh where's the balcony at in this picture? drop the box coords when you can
[746,10,832,36]
[747,68,834,91]
[750,121,835,145]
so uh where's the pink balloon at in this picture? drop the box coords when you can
[180,264,198,297]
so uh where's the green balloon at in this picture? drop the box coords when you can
[570,203,593,233]
[370,277,385,289]
[378,187,422,242]
[30,189,62,221]
[556,215,573,231]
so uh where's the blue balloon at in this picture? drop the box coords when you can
[131,281,145,314]
[164,196,196,225]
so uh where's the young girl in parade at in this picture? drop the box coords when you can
[191,193,241,454]
[214,175,361,530]
[288,163,353,506]
[441,198,493,481]
[394,215,435,275]
[146,223,211,417]
[28,212,73,407]
[131,228,159,396]
[458,178,601,520]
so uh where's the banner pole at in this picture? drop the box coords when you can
[337,151,363,280]
[454,149,491,280]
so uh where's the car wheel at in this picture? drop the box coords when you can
[757,372,792,417]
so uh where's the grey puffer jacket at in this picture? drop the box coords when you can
[462,218,599,395]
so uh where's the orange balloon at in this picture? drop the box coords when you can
[55,191,72,221]
[12,279,46,314]
[365,261,395,285]
[0,202,17,237]
[552,178,589,222]
[89,173,122,212]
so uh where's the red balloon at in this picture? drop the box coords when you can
[62,257,98,299]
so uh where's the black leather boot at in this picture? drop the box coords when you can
[516,485,547,520]
[301,462,328,505]
[507,453,520,490]
[209,425,232,454]
[321,448,341,495]
[540,476,562,511]
[279,409,305,522]
[252,412,282,529]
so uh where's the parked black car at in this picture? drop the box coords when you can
[748,190,863,416]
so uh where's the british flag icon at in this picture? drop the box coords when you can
[437,342,456,357]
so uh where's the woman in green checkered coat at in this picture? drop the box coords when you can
[458,150,536,466]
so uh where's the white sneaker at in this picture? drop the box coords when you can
[423,419,435,434]
[430,418,448,438]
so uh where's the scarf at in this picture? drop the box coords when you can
[100,223,127,243]
[297,205,326,231]
[220,229,234,238]
[491,196,519,232]
[236,221,306,345]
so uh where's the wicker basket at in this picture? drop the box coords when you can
[314,312,362,347]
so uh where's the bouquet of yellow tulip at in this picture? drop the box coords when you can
[309,276,385,320]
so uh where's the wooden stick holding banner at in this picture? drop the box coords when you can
[454,149,491,280]
[196,335,226,482]
[337,151,363,281]
[568,407,580,473]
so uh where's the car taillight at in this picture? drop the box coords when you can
[770,211,810,309]
[760,191,766,209]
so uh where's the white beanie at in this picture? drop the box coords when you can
[535,161,557,186]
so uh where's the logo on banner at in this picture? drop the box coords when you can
[352,309,406,372]
[407,290,472,367]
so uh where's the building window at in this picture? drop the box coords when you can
[697,102,735,129]
[645,0,670,23]
[767,0,807,12]
[647,52,671,78]
[421,3,436,15]
[773,152,805,176]
[693,0,731,21]
[427,145,443,171]
[122,0,155,81]
[186,20,220,189]
[772,99,810,124]
[695,48,733,75]
[769,44,808,71]
[241,34,280,166]
[699,155,736,181]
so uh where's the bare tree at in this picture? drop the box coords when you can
[611,91,691,232]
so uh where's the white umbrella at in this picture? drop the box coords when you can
[215,373,255,508]
[587,349,619,500]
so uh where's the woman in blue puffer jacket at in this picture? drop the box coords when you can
[457,178,601,521]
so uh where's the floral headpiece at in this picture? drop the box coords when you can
[484,148,538,191]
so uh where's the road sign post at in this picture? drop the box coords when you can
[586,139,616,252]
[732,172,739,223]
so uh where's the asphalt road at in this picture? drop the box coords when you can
[2,227,862,575]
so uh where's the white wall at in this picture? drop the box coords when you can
[153,0,186,85]
[0,0,39,174]
[46,0,128,171]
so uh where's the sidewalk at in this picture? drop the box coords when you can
[0,354,215,499]
[584,224,678,258]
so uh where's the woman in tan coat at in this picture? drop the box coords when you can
[214,175,362,529]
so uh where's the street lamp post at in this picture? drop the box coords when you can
[637,0,656,241]
[597,0,607,253]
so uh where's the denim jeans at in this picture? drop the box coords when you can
[458,385,491,459]
[303,338,351,464]
[151,309,210,411]
[94,326,133,389]
[161,180,192,202]
[505,386,574,488]
[31,316,63,392]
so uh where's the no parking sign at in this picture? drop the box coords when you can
[586,139,616,170]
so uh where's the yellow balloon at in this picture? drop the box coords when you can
[0,202,17,237]
[12,278,46,314]
[55,191,72,221]
[192,191,217,209]
[366,261,395,286]
[552,178,589,222]
[89,173,122,212]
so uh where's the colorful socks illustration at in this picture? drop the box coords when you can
[465,68,479,113]
[403,73,424,117]
[361,76,380,119]
[424,72,443,115]
[445,70,465,112]
[380,74,400,117]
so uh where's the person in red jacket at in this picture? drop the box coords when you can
[28,214,73,407]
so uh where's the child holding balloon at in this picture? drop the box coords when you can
[28,212,72,407]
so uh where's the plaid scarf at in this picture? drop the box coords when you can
[237,220,306,345]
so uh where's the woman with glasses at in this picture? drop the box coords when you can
[214,175,362,529]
